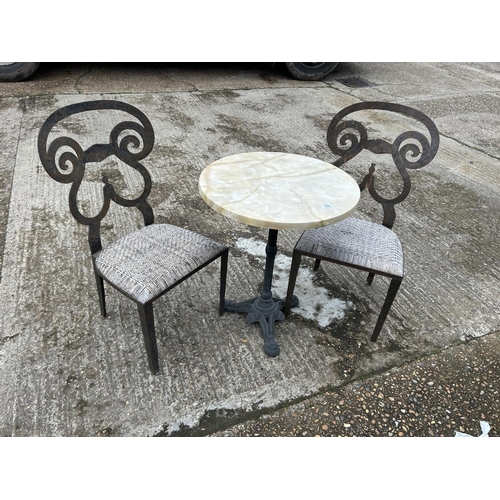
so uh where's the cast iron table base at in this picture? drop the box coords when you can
[224,229,298,356]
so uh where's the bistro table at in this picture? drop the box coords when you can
[199,151,360,357]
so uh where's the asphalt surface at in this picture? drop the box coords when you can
[0,62,499,440]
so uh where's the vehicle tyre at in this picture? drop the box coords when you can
[285,62,339,81]
[0,62,40,82]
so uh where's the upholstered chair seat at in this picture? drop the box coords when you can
[94,224,228,304]
[295,218,404,278]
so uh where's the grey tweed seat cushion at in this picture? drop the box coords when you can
[296,217,404,277]
[94,224,227,304]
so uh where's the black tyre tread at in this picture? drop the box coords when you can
[285,62,339,81]
[0,63,40,82]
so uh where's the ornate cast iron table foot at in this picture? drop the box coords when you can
[224,229,299,357]
[224,295,298,356]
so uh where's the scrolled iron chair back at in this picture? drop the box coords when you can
[37,100,156,254]
[327,101,440,228]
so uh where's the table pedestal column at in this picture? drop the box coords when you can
[224,229,298,356]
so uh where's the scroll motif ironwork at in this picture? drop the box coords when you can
[38,100,155,253]
[327,101,440,228]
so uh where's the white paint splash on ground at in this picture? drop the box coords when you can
[235,237,351,328]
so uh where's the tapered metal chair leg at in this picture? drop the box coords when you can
[370,278,402,342]
[94,269,107,317]
[313,258,322,272]
[284,252,302,316]
[367,272,375,285]
[219,249,228,316]
[138,302,159,374]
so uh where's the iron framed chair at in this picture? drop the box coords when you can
[38,100,228,374]
[284,101,440,341]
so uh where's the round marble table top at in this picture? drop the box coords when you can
[199,151,360,230]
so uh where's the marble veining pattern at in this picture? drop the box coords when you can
[199,152,360,230]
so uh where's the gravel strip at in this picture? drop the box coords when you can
[213,332,500,437]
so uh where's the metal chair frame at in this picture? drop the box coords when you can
[38,100,228,374]
[284,101,439,341]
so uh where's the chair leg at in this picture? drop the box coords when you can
[367,272,375,285]
[94,269,107,317]
[137,302,159,375]
[219,249,228,316]
[284,251,302,316]
[370,278,402,342]
[313,258,322,271]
